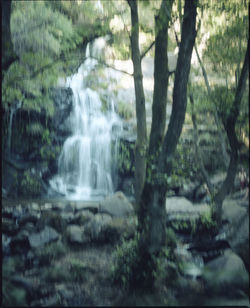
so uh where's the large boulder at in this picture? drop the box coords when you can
[66,225,89,244]
[166,197,210,215]
[222,199,249,270]
[202,249,249,294]
[28,226,59,249]
[99,191,134,217]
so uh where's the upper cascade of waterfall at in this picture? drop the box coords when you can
[49,40,123,201]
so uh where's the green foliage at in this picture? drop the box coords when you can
[191,209,218,239]
[45,264,71,282]
[165,227,177,251]
[36,241,67,265]
[2,258,27,306]
[40,145,61,162]
[171,143,198,182]
[117,101,134,120]
[153,247,179,288]
[69,258,88,282]
[20,170,42,196]
[41,128,52,145]
[26,122,44,136]
[211,85,235,121]
[118,141,135,175]
[112,233,140,289]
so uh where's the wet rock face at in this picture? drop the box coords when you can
[2,87,74,199]
[49,87,73,136]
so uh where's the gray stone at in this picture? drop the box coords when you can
[2,234,11,255]
[202,249,249,293]
[2,217,19,235]
[44,203,52,210]
[31,202,40,211]
[99,191,134,217]
[222,199,247,225]
[222,200,249,270]
[60,212,75,224]
[166,197,210,215]
[28,226,59,248]
[22,222,35,232]
[75,202,99,213]
[66,225,89,244]
[19,213,39,226]
[74,211,95,225]
[84,214,112,241]
[56,284,74,300]
[53,202,65,211]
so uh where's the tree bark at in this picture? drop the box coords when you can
[137,0,197,280]
[127,0,147,207]
[148,0,173,156]
[212,38,249,225]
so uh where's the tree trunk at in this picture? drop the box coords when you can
[212,38,249,225]
[127,0,147,207]
[136,1,197,289]
[148,0,173,156]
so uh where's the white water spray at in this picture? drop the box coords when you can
[50,52,122,200]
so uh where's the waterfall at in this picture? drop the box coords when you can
[7,101,22,154]
[49,52,123,200]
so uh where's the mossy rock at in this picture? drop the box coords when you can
[103,216,137,242]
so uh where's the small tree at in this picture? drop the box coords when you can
[127,0,198,289]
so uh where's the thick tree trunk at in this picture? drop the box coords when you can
[212,39,249,225]
[127,0,147,207]
[148,0,173,156]
[2,0,18,73]
[137,0,197,285]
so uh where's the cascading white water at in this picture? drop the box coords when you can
[49,53,122,200]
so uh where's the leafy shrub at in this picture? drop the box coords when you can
[112,234,140,290]
[26,122,44,136]
[20,170,42,196]
[45,265,71,282]
[191,209,218,239]
[69,258,88,282]
[118,141,135,175]
[2,258,27,306]
[37,241,67,265]
[117,101,134,120]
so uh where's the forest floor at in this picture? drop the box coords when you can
[2,191,249,307]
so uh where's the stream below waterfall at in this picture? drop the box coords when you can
[49,55,123,201]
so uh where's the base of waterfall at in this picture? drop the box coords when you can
[3,191,249,306]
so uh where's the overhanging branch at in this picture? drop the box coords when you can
[140,41,155,60]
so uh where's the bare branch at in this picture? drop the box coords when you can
[88,56,133,76]
[140,41,155,60]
